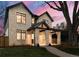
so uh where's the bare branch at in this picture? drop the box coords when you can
[59,1,64,10]
[63,1,70,17]
[77,9,79,16]
[73,1,78,26]
[53,1,62,10]
[73,1,78,17]
[45,1,62,11]
[59,1,71,28]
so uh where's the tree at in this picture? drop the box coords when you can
[45,1,79,47]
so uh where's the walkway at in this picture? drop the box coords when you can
[45,46,78,57]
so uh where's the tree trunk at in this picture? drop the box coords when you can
[73,31,78,47]
[68,25,78,47]
[68,30,73,46]
[68,29,78,47]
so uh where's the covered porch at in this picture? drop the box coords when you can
[27,20,61,46]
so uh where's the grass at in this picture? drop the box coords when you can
[0,46,58,57]
[58,48,79,56]
[54,45,79,56]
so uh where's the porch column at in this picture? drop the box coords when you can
[57,32,61,45]
[45,30,49,46]
[35,29,39,46]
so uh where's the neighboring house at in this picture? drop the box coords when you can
[4,2,61,46]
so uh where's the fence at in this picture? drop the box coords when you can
[0,36,9,47]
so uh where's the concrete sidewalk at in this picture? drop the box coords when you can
[45,46,78,57]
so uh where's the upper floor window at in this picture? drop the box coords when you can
[32,17,35,24]
[45,20,49,24]
[16,12,26,24]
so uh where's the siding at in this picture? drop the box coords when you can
[8,4,32,46]
[36,13,52,46]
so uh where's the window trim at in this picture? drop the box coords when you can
[16,30,26,40]
[16,12,26,24]
[16,30,21,40]
[21,30,26,40]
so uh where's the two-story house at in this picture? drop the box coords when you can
[4,2,61,47]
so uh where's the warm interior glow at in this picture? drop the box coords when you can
[17,30,26,40]
[17,32,21,40]
[32,18,35,24]
[22,15,26,24]
[39,32,46,45]
[27,33,32,45]
[22,33,26,40]
[32,34,34,39]
[17,14,21,23]
[16,12,26,24]
[49,32,52,44]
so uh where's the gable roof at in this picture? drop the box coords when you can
[4,2,53,27]
[27,20,50,31]
[7,2,37,16]
[38,12,53,22]
[4,2,38,27]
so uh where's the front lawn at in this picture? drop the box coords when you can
[54,45,79,56]
[0,46,58,57]
[58,48,79,56]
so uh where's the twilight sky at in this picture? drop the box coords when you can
[0,1,79,35]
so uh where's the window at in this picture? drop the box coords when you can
[22,14,26,24]
[32,34,34,39]
[16,12,26,24]
[16,13,21,23]
[45,20,49,24]
[17,30,26,40]
[32,18,35,24]
[17,30,21,40]
[22,30,26,40]
[32,32,34,44]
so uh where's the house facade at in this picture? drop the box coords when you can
[4,2,61,46]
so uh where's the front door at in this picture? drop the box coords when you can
[39,32,46,46]
[52,34,57,45]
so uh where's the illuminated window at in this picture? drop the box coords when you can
[17,30,21,40]
[32,34,34,39]
[22,14,26,24]
[32,18,35,24]
[17,30,26,40]
[16,12,26,24]
[32,32,34,44]
[16,14,21,23]
[22,30,26,40]
[39,32,46,44]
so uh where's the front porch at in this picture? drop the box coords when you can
[26,20,61,47]
[26,30,61,47]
